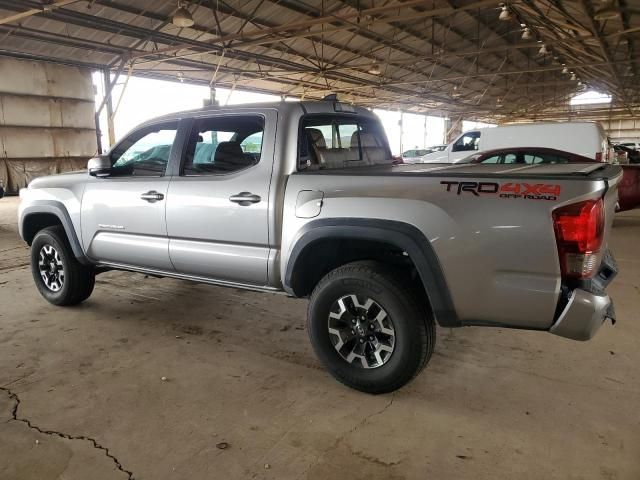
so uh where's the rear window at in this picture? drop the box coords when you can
[299,115,392,170]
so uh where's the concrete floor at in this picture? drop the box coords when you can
[0,196,638,480]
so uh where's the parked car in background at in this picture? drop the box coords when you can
[419,122,610,164]
[403,145,448,164]
[463,147,640,212]
[614,144,640,164]
[613,145,629,164]
[402,148,430,163]
[428,144,447,152]
[618,141,640,151]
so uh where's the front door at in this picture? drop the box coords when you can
[81,120,180,271]
[165,111,276,286]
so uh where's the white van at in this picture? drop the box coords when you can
[419,121,610,163]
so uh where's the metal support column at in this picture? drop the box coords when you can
[103,68,116,148]
[399,111,404,154]
[424,115,428,148]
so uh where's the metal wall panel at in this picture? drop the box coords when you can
[0,57,96,193]
[0,56,94,100]
[0,127,97,158]
[604,119,640,142]
[0,94,95,129]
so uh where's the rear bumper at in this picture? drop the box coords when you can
[550,249,618,341]
[550,289,614,341]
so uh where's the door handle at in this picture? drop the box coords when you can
[229,192,261,206]
[140,191,165,202]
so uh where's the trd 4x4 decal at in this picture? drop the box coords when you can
[440,181,561,200]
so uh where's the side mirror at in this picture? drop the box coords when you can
[88,155,111,177]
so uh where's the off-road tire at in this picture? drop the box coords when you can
[31,226,95,306]
[307,261,435,394]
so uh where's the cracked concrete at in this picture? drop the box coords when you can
[0,387,133,479]
[0,195,639,480]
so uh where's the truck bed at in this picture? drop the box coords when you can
[284,161,622,332]
[299,162,620,180]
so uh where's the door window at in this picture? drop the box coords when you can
[109,122,178,176]
[452,132,481,152]
[182,116,264,175]
[522,152,569,164]
[523,153,544,164]
[480,155,501,164]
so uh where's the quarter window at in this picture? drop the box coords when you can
[109,122,178,177]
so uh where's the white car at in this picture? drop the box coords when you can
[403,145,448,164]
[419,122,611,164]
[402,148,430,163]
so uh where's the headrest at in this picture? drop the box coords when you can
[306,128,326,148]
[351,131,380,148]
[214,141,244,162]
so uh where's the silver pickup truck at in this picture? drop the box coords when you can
[18,100,620,393]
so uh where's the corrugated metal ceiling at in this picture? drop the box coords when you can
[0,0,638,121]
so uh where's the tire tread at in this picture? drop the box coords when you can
[31,225,95,306]
[308,261,435,393]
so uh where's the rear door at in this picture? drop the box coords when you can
[165,110,276,286]
[81,120,180,270]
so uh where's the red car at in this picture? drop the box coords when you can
[462,147,640,212]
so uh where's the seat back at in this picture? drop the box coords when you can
[213,141,255,172]
[350,131,388,165]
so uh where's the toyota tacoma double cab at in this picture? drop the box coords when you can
[19,100,620,393]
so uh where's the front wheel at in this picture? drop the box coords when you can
[30,226,95,306]
[307,261,435,394]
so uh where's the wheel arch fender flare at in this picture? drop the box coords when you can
[20,200,91,266]
[284,218,460,327]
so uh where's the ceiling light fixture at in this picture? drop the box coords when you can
[522,27,532,40]
[570,73,577,81]
[172,1,194,28]
[368,64,381,75]
[538,44,548,55]
[594,0,619,21]
[561,66,569,74]
[499,5,511,21]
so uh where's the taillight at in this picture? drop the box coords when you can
[552,199,604,279]
[595,152,603,162]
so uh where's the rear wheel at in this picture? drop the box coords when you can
[31,226,95,306]
[307,261,435,394]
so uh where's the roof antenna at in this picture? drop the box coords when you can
[322,93,338,101]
